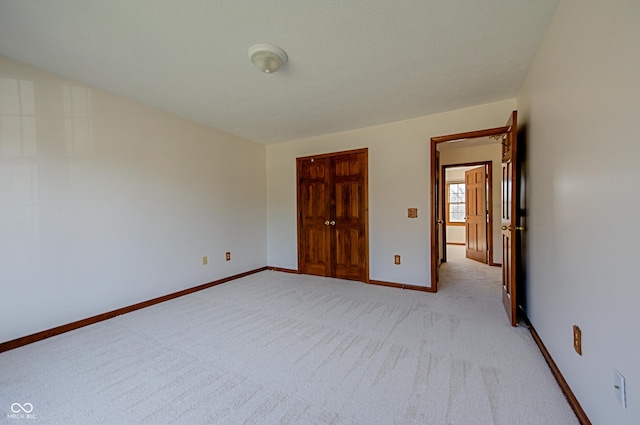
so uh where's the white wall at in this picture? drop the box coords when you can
[0,56,267,344]
[440,144,503,263]
[444,166,472,182]
[517,0,640,423]
[266,99,516,287]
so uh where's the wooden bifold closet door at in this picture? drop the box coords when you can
[297,148,368,282]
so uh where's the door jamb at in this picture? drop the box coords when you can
[430,127,508,292]
[441,161,494,265]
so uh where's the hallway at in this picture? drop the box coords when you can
[439,244,502,301]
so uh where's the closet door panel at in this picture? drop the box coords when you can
[297,158,331,276]
[332,152,366,281]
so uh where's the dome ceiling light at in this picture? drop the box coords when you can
[248,44,288,74]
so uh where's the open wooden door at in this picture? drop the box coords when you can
[501,111,520,326]
[297,149,368,282]
[465,166,487,263]
[434,150,443,281]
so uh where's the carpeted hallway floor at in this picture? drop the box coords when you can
[0,251,578,424]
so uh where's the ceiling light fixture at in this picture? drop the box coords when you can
[248,44,288,74]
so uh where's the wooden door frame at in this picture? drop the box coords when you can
[430,127,508,292]
[441,161,494,265]
[296,147,370,283]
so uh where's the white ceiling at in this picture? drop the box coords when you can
[0,0,559,144]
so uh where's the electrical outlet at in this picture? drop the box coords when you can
[614,370,627,408]
[225,252,231,261]
[202,256,208,266]
[573,325,582,355]
[394,255,401,265]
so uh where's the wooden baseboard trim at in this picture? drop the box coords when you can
[527,319,592,425]
[489,262,502,267]
[369,279,434,293]
[0,266,268,353]
[267,266,299,274]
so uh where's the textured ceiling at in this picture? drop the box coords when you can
[0,0,559,144]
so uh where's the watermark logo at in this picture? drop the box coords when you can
[7,403,37,420]
[11,404,33,413]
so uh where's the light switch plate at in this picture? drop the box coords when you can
[614,369,626,408]
[408,208,418,218]
[573,325,582,355]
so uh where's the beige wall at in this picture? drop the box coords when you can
[440,144,503,263]
[517,0,640,423]
[266,99,516,287]
[445,225,465,245]
[0,56,267,344]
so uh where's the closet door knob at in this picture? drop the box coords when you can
[330,220,336,226]
[325,221,330,225]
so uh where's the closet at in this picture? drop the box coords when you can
[296,148,368,282]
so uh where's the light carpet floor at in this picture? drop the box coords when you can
[0,251,578,424]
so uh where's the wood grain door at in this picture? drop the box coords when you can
[435,150,444,272]
[501,111,519,326]
[465,166,488,263]
[297,149,368,282]
[333,152,367,281]
[298,157,331,277]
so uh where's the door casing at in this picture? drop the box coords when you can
[430,126,509,293]
[440,161,494,265]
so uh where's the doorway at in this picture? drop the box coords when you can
[430,111,521,326]
[441,162,495,266]
[296,148,369,282]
